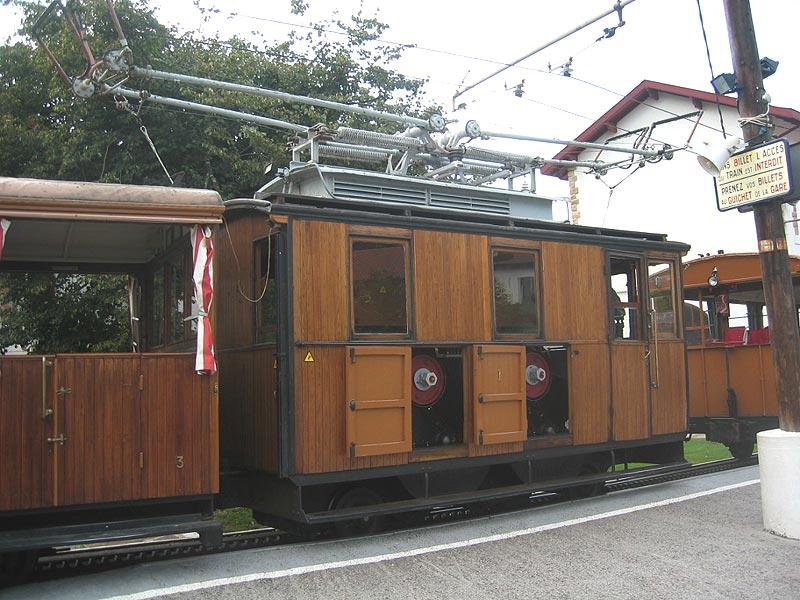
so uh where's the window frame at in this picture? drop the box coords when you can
[608,253,646,342]
[490,245,543,340]
[349,235,413,340]
[146,229,196,351]
[252,233,279,346]
[646,256,681,341]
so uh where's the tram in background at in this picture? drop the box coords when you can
[683,252,800,457]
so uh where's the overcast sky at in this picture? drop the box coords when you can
[1,0,798,211]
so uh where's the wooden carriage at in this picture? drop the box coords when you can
[0,177,223,555]
[216,165,691,529]
[683,252,800,457]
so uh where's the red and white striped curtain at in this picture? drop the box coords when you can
[191,225,216,374]
[0,219,9,260]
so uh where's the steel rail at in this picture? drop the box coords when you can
[30,455,757,581]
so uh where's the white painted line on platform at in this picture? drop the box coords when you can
[108,478,760,600]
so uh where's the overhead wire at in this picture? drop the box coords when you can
[196,5,734,140]
[694,0,727,137]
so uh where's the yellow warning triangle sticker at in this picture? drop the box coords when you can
[304,351,315,363]
[379,286,387,293]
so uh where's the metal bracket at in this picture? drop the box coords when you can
[47,434,67,446]
[41,357,53,419]
[56,386,72,397]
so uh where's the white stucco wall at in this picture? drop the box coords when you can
[559,93,800,257]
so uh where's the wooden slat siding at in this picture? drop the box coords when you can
[541,242,607,341]
[219,347,278,472]
[141,354,217,498]
[703,348,729,417]
[348,224,412,239]
[489,237,540,250]
[0,357,53,511]
[413,230,491,342]
[215,215,261,350]
[611,344,650,441]
[761,346,779,416]
[687,349,707,418]
[728,345,774,417]
[294,346,408,474]
[254,346,278,471]
[568,343,611,445]
[650,341,687,435]
[58,355,142,506]
[293,220,349,342]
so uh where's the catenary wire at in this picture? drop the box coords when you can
[694,0,727,138]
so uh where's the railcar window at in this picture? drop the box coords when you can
[683,300,710,345]
[254,236,278,344]
[151,265,165,347]
[351,239,409,335]
[168,253,186,343]
[648,261,677,338]
[609,257,642,340]
[149,241,197,349]
[492,249,540,335]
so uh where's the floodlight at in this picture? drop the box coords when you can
[760,57,779,79]
[711,73,738,95]
[696,137,744,177]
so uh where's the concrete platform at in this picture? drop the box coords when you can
[4,465,798,600]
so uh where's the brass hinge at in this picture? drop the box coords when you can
[349,347,357,363]
[349,442,357,458]
[138,374,144,391]
[477,346,484,360]
[479,429,485,445]
[139,452,144,469]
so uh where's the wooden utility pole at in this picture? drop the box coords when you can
[723,0,800,431]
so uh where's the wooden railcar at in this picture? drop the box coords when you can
[683,252,800,457]
[216,165,691,530]
[0,177,224,566]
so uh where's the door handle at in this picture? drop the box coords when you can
[47,434,67,446]
[42,357,53,419]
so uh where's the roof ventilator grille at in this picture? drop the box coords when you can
[332,176,511,215]
[332,179,427,205]
[429,191,510,215]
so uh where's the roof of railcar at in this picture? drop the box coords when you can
[0,177,224,224]
[683,252,800,291]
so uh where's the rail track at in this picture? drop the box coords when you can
[30,456,758,582]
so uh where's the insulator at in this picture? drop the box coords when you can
[465,146,536,167]
[460,164,501,177]
[336,127,424,151]
[317,145,390,163]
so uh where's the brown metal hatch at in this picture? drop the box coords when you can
[345,346,412,457]
[472,345,527,445]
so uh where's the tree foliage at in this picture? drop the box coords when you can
[1,0,431,197]
[0,0,432,351]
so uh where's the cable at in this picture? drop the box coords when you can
[223,217,272,304]
[694,0,727,137]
